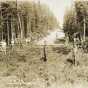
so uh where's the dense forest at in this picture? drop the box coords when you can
[63,1,88,42]
[0,1,59,46]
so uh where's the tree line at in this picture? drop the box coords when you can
[0,1,59,46]
[63,1,88,42]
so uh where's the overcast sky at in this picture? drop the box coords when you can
[34,0,74,27]
[0,0,73,26]
[26,0,73,27]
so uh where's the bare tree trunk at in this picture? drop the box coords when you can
[83,17,86,42]
[41,41,47,62]
[73,37,78,66]
[23,14,27,38]
[7,20,9,46]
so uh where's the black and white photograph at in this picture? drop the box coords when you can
[0,0,88,88]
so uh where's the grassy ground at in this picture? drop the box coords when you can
[0,43,88,88]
